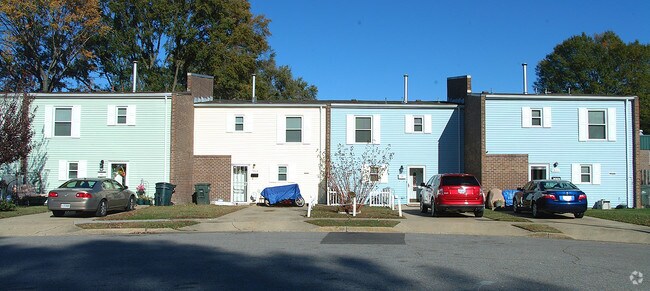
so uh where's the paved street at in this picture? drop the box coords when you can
[0,232,648,290]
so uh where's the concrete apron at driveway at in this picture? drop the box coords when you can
[188,205,319,233]
[0,212,93,237]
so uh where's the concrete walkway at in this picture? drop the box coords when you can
[0,205,648,244]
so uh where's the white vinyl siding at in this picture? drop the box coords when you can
[572,163,601,185]
[522,107,551,128]
[579,108,616,141]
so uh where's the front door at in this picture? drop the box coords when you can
[408,167,424,202]
[110,162,128,187]
[232,166,248,202]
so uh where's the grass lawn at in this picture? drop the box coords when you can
[585,208,650,227]
[513,223,562,233]
[77,220,198,229]
[309,205,403,219]
[0,206,49,219]
[483,209,531,222]
[100,204,247,220]
[306,219,400,227]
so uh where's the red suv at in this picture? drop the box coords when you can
[419,173,485,217]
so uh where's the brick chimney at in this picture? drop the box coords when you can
[447,75,472,103]
[187,73,214,99]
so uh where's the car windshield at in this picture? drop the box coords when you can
[539,181,578,190]
[59,180,97,189]
[441,176,480,186]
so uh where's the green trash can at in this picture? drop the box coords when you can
[155,182,176,206]
[194,183,211,205]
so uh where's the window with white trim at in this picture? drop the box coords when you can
[369,166,380,182]
[285,117,302,142]
[116,106,128,124]
[355,116,372,143]
[68,162,79,179]
[235,116,244,131]
[588,110,606,140]
[54,108,72,136]
[413,117,423,132]
[531,109,542,127]
[278,166,287,181]
[580,165,592,183]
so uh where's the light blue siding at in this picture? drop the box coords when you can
[330,106,463,203]
[485,98,634,206]
[28,95,172,194]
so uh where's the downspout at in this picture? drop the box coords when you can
[458,106,461,171]
[625,99,630,207]
[164,94,169,182]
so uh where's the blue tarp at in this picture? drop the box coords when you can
[502,189,517,206]
[260,184,302,205]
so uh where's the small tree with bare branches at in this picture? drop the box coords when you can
[320,144,394,211]
[0,92,35,181]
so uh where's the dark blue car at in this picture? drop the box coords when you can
[513,180,587,218]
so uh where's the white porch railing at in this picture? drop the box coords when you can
[326,188,393,207]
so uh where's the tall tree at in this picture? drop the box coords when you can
[0,92,34,170]
[534,31,650,130]
[0,0,108,92]
[94,0,317,100]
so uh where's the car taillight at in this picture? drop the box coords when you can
[541,192,556,200]
[578,194,587,201]
[76,192,92,199]
[48,191,58,197]
[438,187,448,195]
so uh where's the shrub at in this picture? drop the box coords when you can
[0,200,17,211]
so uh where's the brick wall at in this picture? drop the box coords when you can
[170,92,194,204]
[170,73,215,204]
[464,94,484,182]
[483,154,528,192]
[634,97,642,208]
[640,150,650,171]
[192,155,232,202]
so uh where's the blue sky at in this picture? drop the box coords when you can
[249,0,650,101]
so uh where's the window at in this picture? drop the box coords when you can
[369,166,380,182]
[580,165,592,183]
[68,162,79,179]
[531,109,542,127]
[278,166,287,181]
[54,108,72,136]
[588,110,606,140]
[286,117,302,142]
[413,117,423,132]
[116,107,128,124]
[355,117,372,143]
[529,164,548,180]
[235,116,244,131]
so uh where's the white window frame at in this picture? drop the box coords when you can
[68,162,79,179]
[588,109,607,140]
[571,163,601,185]
[278,166,288,181]
[579,108,616,142]
[530,109,542,127]
[285,116,303,143]
[528,164,549,180]
[355,116,373,143]
[235,115,244,132]
[116,106,128,125]
[580,165,592,184]
[107,105,136,126]
[58,160,87,180]
[54,107,73,137]
[347,114,381,144]
[522,107,551,128]
[362,164,389,183]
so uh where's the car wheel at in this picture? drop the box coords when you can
[419,199,428,213]
[294,197,305,207]
[474,208,484,217]
[513,199,520,213]
[532,202,541,218]
[95,200,108,217]
[264,198,270,207]
[430,198,437,217]
[574,212,584,218]
[52,210,65,217]
[126,196,136,211]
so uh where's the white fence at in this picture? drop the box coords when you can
[327,188,393,207]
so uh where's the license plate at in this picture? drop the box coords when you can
[61,203,71,209]
[458,188,466,194]
[561,196,574,202]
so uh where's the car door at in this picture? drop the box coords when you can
[522,182,537,209]
[101,180,118,209]
[421,176,434,204]
[111,180,128,208]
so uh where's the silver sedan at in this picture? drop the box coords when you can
[47,178,136,217]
